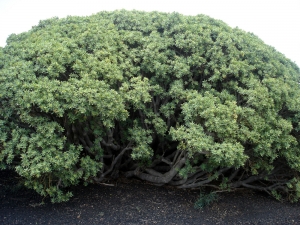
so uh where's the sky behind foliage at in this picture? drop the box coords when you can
[0,0,299,67]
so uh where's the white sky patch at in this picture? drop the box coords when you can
[0,0,299,67]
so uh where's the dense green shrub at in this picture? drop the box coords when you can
[1,10,300,202]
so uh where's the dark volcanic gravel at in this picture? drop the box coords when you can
[0,170,299,225]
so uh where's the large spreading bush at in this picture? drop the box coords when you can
[1,10,300,202]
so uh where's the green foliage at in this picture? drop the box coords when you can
[194,191,219,209]
[0,10,300,202]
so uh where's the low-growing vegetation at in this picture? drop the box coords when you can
[0,10,300,203]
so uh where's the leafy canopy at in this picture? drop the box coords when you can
[1,10,300,202]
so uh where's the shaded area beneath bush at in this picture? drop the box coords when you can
[0,170,299,224]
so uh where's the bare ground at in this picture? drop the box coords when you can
[0,170,299,225]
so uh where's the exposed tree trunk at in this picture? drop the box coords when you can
[126,157,186,185]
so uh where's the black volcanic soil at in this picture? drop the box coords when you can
[0,170,299,225]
